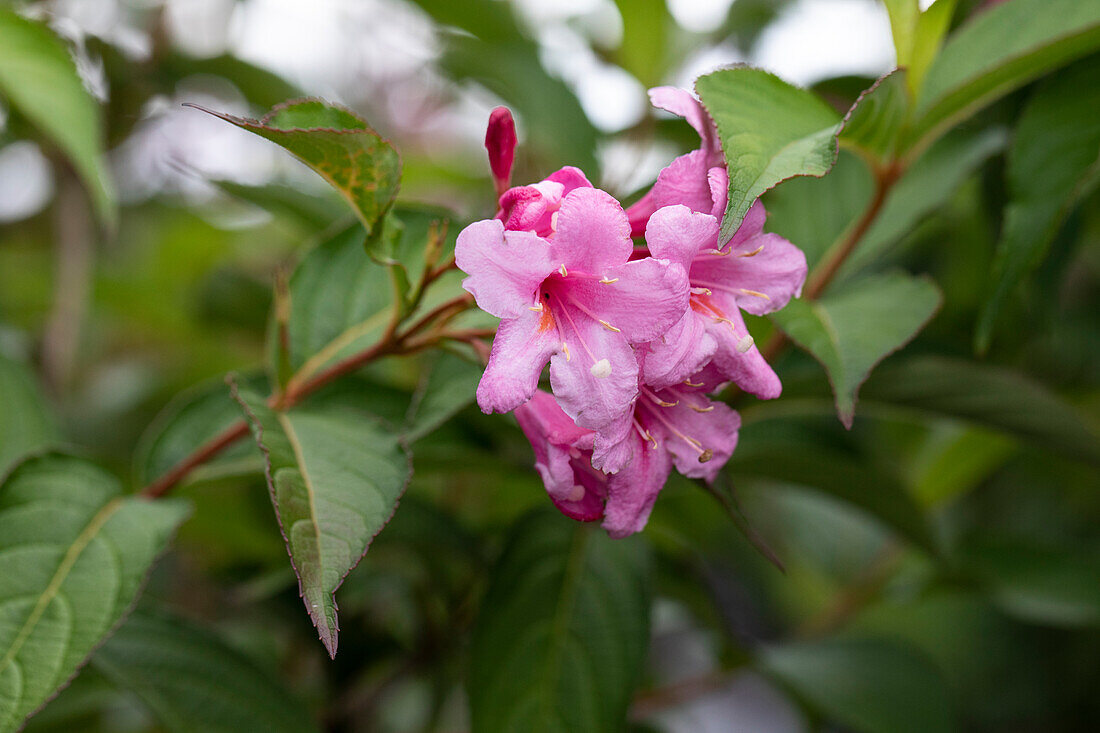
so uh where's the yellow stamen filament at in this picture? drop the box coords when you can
[559,264,568,277]
[529,303,544,311]
[598,320,621,333]
[599,276,619,284]
[740,288,771,300]
[690,287,712,296]
[684,379,704,387]
[689,404,715,413]
[737,244,765,258]
[561,342,571,361]
[706,247,732,256]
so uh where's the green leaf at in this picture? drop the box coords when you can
[91,612,319,733]
[209,179,344,230]
[0,454,189,732]
[758,637,956,733]
[907,0,1100,154]
[192,99,400,236]
[861,356,1100,467]
[884,0,920,69]
[907,0,957,96]
[231,384,411,657]
[770,271,942,428]
[839,70,910,163]
[959,537,1100,628]
[365,204,456,313]
[0,9,115,225]
[614,0,668,87]
[280,222,394,383]
[696,67,842,241]
[403,351,482,443]
[469,511,650,732]
[730,425,938,554]
[976,57,1100,352]
[0,354,58,476]
[134,375,267,487]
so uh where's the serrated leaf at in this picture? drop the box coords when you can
[0,454,189,732]
[231,385,411,657]
[758,637,956,733]
[134,374,267,487]
[404,351,482,443]
[0,9,115,225]
[907,0,1100,154]
[839,71,910,163]
[771,272,942,428]
[192,99,400,236]
[695,67,843,241]
[976,57,1100,352]
[91,612,319,733]
[469,511,650,733]
[0,354,58,476]
[861,356,1100,466]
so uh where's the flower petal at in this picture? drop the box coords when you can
[649,86,714,150]
[545,165,593,193]
[602,433,672,538]
[456,219,557,319]
[692,232,808,315]
[648,394,740,482]
[552,188,633,274]
[645,204,718,273]
[566,257,689,344]
[651,150,714,214]
[590,409,636,474]
[640,311,718,390]
[705,307,782,399]
[477,308,560,413]
[549,314,639,434]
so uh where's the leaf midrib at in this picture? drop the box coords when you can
[275,412,327,612]
[536,527,591,726]
[0,496,123,676]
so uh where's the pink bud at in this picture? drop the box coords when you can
[485,107,517,196]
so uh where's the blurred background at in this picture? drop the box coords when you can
[2,1,1099,732]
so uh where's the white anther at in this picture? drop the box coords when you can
[690,287,712,296]
[590,358,612,379]
[737,335,755,353]
[559,263,568,277]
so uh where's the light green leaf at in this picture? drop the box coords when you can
[839,70,910,163]
[861,356,1100,467]
[614,0,668,87]
[884,0,919,68]
[0,354,58,476]
[770,271,942,428]
[134,374,267,487]
[91,612,319,733]
[193,99,400,236]
[209,179,344,230]
[0,454,189,733]
[759,638,955,733]
[404,351,482,443]
[907,0,957,96]
[232,385,411,657]
[907,0,1100,154]
[0,9,115,225]
[469,511,650,733]
[976,57,1100,352]
[695,67,842,241]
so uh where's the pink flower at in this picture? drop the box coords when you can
[641,170,807,399]
[497,166,592,238]
[485,107,517,196]
[456,187,690,471]
[627,87,723,236]
[515,369,739,538]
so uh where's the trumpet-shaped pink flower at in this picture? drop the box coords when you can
[627,87,724,236]
[515,366,739,538]
[642,170,807,398]
[457,187,690,471]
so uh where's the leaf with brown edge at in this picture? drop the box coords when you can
[188,99,400,236]
[230,381,411,658]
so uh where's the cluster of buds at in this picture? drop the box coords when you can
[456,89,807,537]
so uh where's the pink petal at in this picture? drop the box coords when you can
[565,257,689,344]
[551,188,633,274]
[485,107,516,195]
[477,308,561,413]
[640,311,718,390]
[548,314,639,434]
[602,432,672,538]
[692,232,808,316]
[647,393,740,482]
[625,189,659,238]
[649,86,715,150]
[545,166,593,194]
[704,307,782,400]
[590,409,636,474]
[498,181,565,236]
[456,219,557,319]
[645,204,718,273]
[651,150,714,214]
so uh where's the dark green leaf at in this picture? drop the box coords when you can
[0,9,115,224]
[91,612,319,733]
[192,99,400,236]
[404,351,482,443]
[0,454,189,732]
[209,179,343,230]
[861,356,1100,466]
[976,57,1100,352]
[232,384,411,657]
[839,71,909,163]
[366,204,456,312]
[0,354,58,476]
[770,272,942,427]
[695,67,842,241]
[469,511,650,732]
[758,637,955,733]
[907,0,1100,154]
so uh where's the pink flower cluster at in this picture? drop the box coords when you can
[457,89,807,537]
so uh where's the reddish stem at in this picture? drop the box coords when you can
[140,420,250,498]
